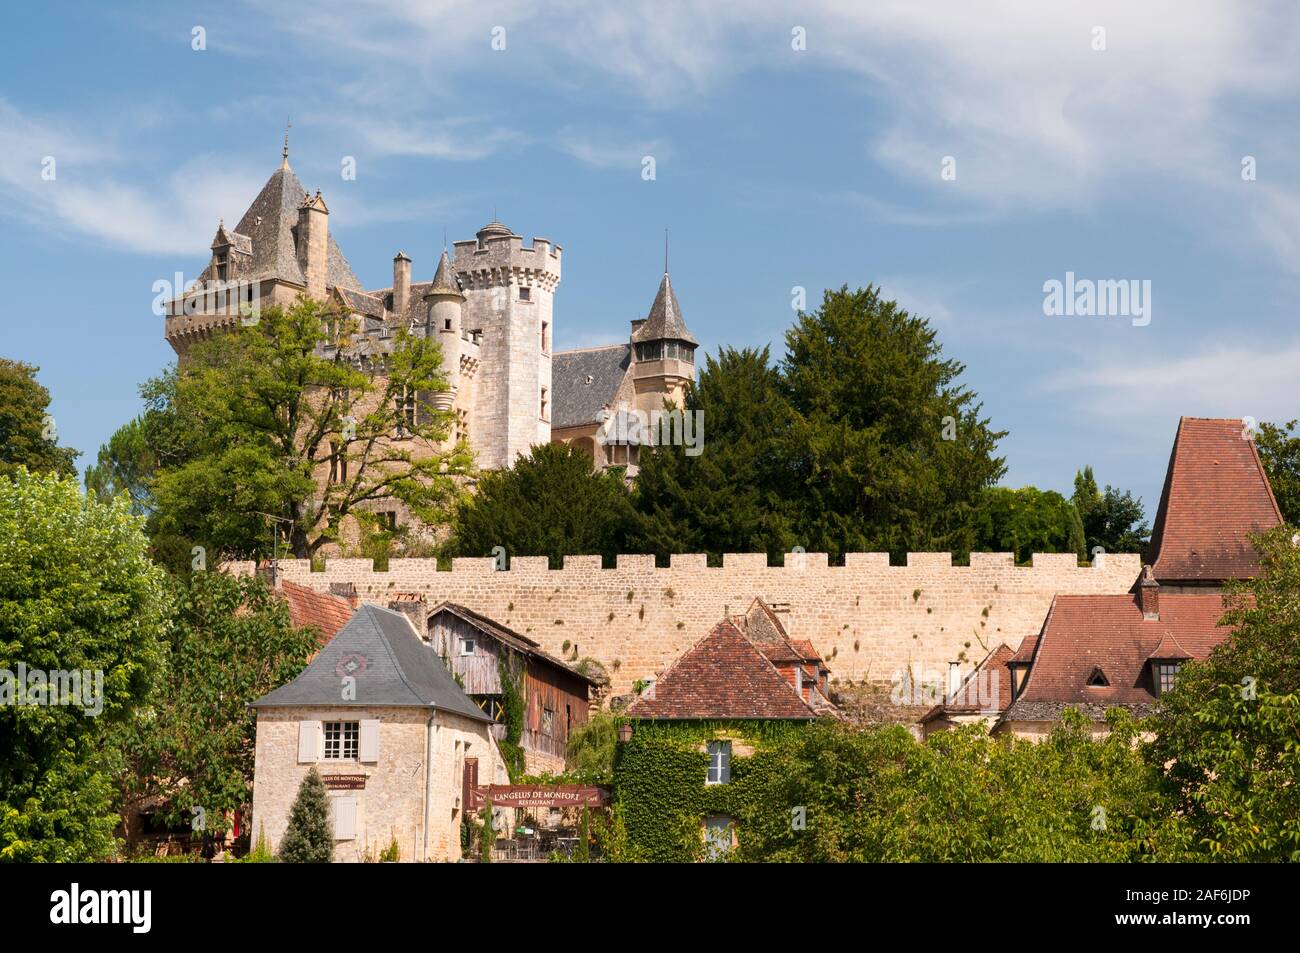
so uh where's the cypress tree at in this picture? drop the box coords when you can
[278,767,333,863]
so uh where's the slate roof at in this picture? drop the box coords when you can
[281,580,354,647]
[251,604,492,722]
[551,344,630,429]
[200,165,361,292]
[1147,417,1283,583]
[625,620,819,720]
[1000,592,1230,722]
[428,250,463,296]
[428,602,602,687]
[631,272,698,345]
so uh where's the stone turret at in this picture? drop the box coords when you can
[631,270,697,413]
[426,250,465,410]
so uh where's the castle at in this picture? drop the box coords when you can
[162,142,697,481]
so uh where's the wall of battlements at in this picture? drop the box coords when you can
[228,552,1143,698]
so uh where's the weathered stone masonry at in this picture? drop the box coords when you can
[232,553,1142,697]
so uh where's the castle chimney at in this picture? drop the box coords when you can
[393,252,411,318]
[1138,565,1160,620]
[296,190,330,300]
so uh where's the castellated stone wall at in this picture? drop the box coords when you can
[233,552,1143,698]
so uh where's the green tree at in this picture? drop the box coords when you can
[145,297,471,561]
[779,286,1006,558]
[447,441,636,568]
[84,416,156,516]
[633,347,796,564]
[0,359,79,479]
[1255,420,1300,524]
[0,470,169,862]
[565,710,620,783]
[479,798,495,863]
[113,571,319,841]
[976,485,1086,563]
[1147,527,1300,860]
[1071,465,1150,555]
[278,768,333,863]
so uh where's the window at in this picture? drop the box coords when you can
[706,740,731,785]
[519,286,531,302]
[540,320,549,352]
[542,707,555,735]
[323,721,359,760]
[1086,666,1109,687]
[444,318,452,330]
[1154,662,1181,695]
[381,511,398,533]
[635,342,663,362]
[460,635,475,656]
[703,815,733,860]
[540,386,548,420]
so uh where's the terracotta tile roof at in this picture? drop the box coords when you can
[626,621,819,720]
[1004,592,1230,717]
[280,580,354,647]
[1147,417,1283,583]
[921,643,1016,723]
[1010,633,1038,665]
[791,640,825,665]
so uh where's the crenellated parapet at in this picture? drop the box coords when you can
[229,552,1142,697]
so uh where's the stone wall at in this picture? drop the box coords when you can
[234,552,1143,697]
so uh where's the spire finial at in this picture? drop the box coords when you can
[664,227,669,274]
[443,227,447,252]
[280,117,292,169]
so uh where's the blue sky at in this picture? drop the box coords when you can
[3,1,1300,519]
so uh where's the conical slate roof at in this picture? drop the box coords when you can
[426,249,463,297]
[251,604,491,722]
[199,165,361,291]
[631,272,697,345]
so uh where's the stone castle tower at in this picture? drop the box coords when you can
[162,146,561,475]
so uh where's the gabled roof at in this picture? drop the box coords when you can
[281,580,354,647]
[920,643,1016,723]
[1001,592,1230,721]
[631,272,698,345]
[625,620,819,720]
[1010,633,1038,666]
[551,344,631,429]
[428,602,602,687]
[1147,417,1283,583]
[252,604,491,722]
[200,165,361,292]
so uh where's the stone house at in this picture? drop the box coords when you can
[619,607,839,859]
[250,604,509,862]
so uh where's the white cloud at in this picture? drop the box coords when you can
[559,129,670,170]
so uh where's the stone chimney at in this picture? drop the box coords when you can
[388,595,428,638]
[329,581,358,609]
[296,190,330,300]
[392,251,411,318]
[1138,565,1160,620]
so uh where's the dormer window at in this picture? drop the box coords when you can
[1086,666,1109,687]
[1153,661,1181,696]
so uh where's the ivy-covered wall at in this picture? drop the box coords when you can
[612,720,805,862]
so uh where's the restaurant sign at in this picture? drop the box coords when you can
[321,774,367,790]
[468,784,608,810]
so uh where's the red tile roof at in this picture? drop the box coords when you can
[921,643,1016,723]
[1148,417,1282,583]
[281,580,354,646]
[1010,592,1229,710]
[1010,634,1038,665]
[626,621,819,720]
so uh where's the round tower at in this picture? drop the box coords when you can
[425,249,464,410]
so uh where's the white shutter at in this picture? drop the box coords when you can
[358,719,380,763]
[298,721,321,763]
[330,795,357,840]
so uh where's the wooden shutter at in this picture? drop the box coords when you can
[358,719,380,762]
[298,721,320,763]
[331,795,357,840]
